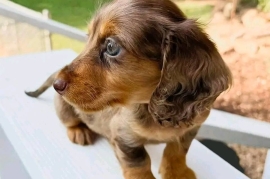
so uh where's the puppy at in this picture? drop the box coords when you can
[25,0,232,178]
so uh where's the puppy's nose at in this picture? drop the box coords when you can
[53,79,67,94]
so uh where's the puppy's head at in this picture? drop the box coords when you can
[54,0,232,126]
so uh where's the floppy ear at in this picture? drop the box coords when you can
[148,19,232,127]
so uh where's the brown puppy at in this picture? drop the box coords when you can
[25,0,232,178]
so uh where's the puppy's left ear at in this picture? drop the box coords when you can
[149,19,232,127]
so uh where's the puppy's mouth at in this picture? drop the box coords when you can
[52,80,103,112]
[61,94,103,112]
[57,88,118,113]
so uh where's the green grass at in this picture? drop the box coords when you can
[49,34,85,53]
[12,0,107,28]
[12,0,213,53]
[258,0,270,12]
[177,2,214,24]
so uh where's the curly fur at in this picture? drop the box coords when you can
[149,19,232,127]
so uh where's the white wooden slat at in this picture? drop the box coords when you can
[0,126,31,179]
[198,110,270,148]
[0,49,250,179]
[262,150,270,179]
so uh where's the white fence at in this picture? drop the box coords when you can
[0,0,54,57]
[0,1,86,42]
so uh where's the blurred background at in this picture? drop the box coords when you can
[0,0,270,178]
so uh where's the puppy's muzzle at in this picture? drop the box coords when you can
[53,79,67,95]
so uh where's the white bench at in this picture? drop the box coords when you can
[1,49,268,179]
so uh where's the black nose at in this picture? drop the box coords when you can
[53,79,67,94]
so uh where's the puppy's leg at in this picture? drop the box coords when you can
[159,126,200,179]
[54,93,97,145]
[113,138,155,179]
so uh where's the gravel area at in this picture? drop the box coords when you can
[207,9,270,179]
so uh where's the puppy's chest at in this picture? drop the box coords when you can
[77,107,182,143]
[111,107,183,142]
[77,109,118,138]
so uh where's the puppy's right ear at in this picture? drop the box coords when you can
[149,19,232,127]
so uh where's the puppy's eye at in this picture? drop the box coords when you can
[105,38,120,56]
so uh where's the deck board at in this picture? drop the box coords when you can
[0,49,250,179]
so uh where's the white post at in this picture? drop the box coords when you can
[42,9,51,51]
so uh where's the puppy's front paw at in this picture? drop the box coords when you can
[67,123,97,146]
[123,170,156,179]
[159,159,196,179]
[159,166,196,179]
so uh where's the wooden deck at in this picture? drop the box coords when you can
[0,49,262,179]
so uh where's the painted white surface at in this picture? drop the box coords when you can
[0,126,30,179]
[198,110,270,148]
[0,49,250,179]
[262,150,270,179]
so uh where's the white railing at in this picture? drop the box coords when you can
[0,1,87,42]
[198,110,270,148]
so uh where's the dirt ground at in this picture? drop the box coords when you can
[202,4,270,179]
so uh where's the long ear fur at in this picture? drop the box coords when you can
[149,19,232,127]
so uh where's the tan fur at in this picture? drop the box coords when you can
[67,123,97,145]
[25,0,232,178]
[159,141,196,179]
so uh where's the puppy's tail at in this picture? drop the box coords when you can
[25,70,59,98]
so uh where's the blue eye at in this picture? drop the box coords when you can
[105,38,120,56]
